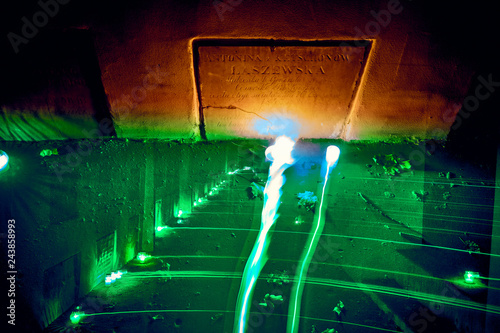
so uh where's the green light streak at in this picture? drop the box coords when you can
[123,268,500,292]
[289,162,331,333]
[234,136,295,333]
[80,309,395,333]
[83,309,399,332]
[167,227,500,258]
[303,276,500,315]
[154,256,444,282]
[299,315,403,332]
[85,309,235,317]
[91,271,500,319]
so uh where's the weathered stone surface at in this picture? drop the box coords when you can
[197,44,368,139]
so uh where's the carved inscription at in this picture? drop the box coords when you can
[197,45,367,138]
[9,62,94,115]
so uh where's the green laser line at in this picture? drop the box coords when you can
[122,268,500,294]
[300,315,402,332]
[303,277,500,315]
[153,256,445,282]
[93,272,500,318]
[82,310,400,332]
[84,309,234,317]
[169,226,500,258]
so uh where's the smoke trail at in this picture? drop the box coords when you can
[234,135,296,333]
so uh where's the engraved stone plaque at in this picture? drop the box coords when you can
[196,42,369,139]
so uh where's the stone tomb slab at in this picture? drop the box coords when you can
[196,42,369,139]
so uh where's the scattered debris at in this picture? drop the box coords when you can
[333,300,344,315]
[40,148,58,157]
[411,190,428,201]
[310,325,338,333]
[258,294,284,311]
[443,192,451,200]
[373,154,411,176]
[384,191,395,199]
[267,270,290,286]
[459,237,480,254]
[433,203,447,210]
[247,182,264,200]
[151,314,164,321]
[265,293,278,303]
[294,215,305,225]
[296,191,318,212]
[210,313,223,323]
[439,171,455,179]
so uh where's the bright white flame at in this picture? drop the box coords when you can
[326,145,341,167]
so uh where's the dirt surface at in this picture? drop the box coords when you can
[43,139,497,333]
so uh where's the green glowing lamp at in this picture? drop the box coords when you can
[70,311,85,325]
[464,271,480,284]
[0,150,9,173]
[137,252,151,263]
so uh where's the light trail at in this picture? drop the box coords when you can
[124,266,500,293]
[163,227,500,258]
[79,309,401,332]
[234,135,296,333]
[80,276,500,322]
[288,145,340,333]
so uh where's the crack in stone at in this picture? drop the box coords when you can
[203,105,270,122]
